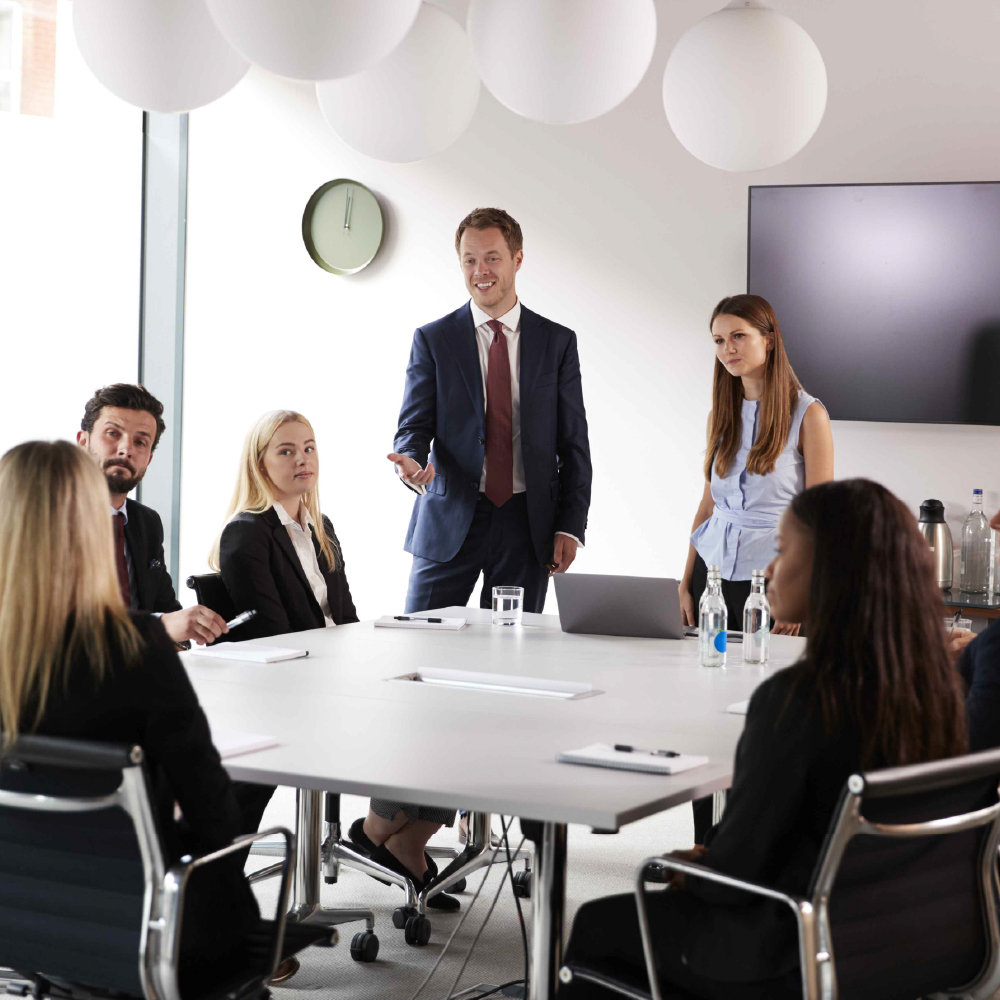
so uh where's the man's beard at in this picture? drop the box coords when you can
[101,458,145,495]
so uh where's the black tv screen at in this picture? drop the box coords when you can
[747,182,1000,425]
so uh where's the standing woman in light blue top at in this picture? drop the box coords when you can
[679,294,834,638]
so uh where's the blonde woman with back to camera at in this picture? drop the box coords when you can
[0,440,266,980]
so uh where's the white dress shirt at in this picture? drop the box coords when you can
[272,502,335,628]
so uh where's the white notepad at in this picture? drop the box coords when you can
[189,643,309,663]
[210,728,281,759]
[727,700,749,715]
[558,743,708,775]
[374,616,467,631]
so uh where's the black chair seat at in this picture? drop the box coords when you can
[561,961,700,1000]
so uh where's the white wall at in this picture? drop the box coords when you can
[0,0,140,457]
[179,0,1000,616]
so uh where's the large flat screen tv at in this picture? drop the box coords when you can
[747,182,1000,425]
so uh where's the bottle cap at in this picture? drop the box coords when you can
[707,564,720,573]
[751,568,765,578]
[974,489,984,495]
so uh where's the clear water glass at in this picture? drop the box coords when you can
[492,586,524,626]
[942,616,973,634]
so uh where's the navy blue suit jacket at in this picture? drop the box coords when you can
[394,302,592,566]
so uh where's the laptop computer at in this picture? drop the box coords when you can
[553,573,686,639]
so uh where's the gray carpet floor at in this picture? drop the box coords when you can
[248,789,692,1000]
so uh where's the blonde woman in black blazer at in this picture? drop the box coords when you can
[210,410,358,640]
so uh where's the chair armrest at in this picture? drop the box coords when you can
[633,856,817,1000]
[154,826,295,1000]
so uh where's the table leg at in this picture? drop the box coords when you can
[530,821,567,1000]
[289,788,323,920]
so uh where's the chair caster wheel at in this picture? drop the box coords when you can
[513,870,532,899]
[404,914,431,946]
[350,930,379,962]
[445,877,467,893]
[392,905,416,930]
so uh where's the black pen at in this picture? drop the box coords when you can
[394,615,444,623]
[614,743,680,758]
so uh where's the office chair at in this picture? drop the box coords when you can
[186,573,532,947]
[0,734,332,1000]
[560,746,1000,1000]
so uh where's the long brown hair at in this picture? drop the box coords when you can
[704,294,803,479]
[0,441,142,748]
[790,478,966,768]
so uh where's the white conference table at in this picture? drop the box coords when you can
[183,609,806,1000]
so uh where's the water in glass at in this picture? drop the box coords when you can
[492,586,523,626]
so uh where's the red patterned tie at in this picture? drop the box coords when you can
[112,512,131,608]
[484,318,514,507]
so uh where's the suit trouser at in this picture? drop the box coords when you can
[404,493,549,615]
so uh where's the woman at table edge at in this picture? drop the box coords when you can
[679,293,834,636]
[562,478,972,999]
[0,440,268,982]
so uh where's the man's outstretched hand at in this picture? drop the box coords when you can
[388,453,435,487]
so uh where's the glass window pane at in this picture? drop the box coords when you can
[0,0,141,458]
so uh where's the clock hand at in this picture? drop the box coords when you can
[343,186,353,231]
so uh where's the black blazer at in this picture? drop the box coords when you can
[219,508,359,640]
[662,665,870,982]
[8,613,259,952]
[123,498,182,614]
[960,619,1000,752]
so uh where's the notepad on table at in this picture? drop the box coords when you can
[189,643,309,663]
[558,743,708,775]
[210,727,281,760]
[727,700,749,715]
[374,616,467,631]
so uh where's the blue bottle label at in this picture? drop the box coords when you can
[713,631,727,653]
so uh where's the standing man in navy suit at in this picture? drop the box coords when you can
[389,207,592,614]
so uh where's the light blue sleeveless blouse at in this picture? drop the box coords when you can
[691,391,823,581]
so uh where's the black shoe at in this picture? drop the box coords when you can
[368,845,460,912]
[348,817,376,856]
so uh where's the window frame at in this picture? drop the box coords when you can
[0,0,23,115]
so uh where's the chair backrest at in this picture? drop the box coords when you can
[0,735,165,999]
[810,747,1000,1000]
[186,572,238,624]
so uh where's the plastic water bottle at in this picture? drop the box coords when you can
[699,566,727,668]
[743,570,770,664]
[960,489,993,595]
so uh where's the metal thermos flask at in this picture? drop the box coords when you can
[919,499,953,590]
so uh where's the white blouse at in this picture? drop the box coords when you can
[272,502,335,628]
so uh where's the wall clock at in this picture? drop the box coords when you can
[302,178,384,275]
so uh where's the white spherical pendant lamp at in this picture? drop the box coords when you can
[72,0,249,113]
[316,4,480,163]
[466,0,656,125]
[205,0,422,81]
[662,0,827,172]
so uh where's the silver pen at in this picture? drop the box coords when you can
[226,609,258,630]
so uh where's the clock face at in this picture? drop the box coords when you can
[302,179,384,275]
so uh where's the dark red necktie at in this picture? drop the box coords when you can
[112,512,131,608]
[485,318,514,508]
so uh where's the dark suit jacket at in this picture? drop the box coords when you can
[219,508,359,640]
[667,665,871,981]
[960,619,1000,751]
[123,498,182,614]
[394,302,592,566]
[8,613,259,955]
